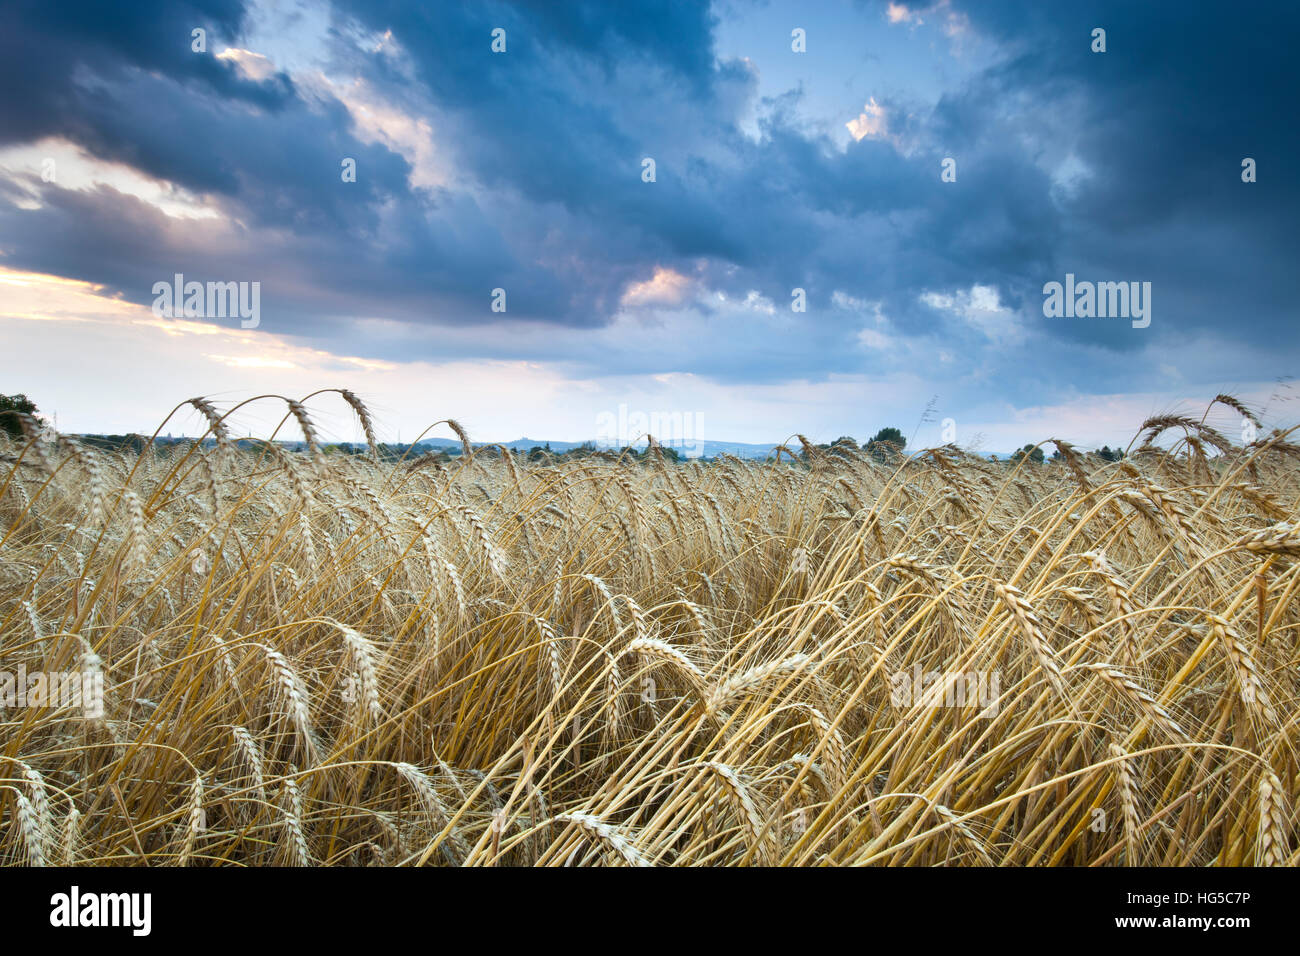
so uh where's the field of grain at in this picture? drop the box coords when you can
[0,392,1296,866]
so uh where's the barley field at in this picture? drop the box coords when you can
[0,392,1296,866]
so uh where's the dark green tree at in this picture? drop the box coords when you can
[0,393,42,441]
[1009,443,1045,465]
[866,426,905,461]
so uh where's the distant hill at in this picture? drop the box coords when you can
[73,433,1036,461]
[417,436,785,459]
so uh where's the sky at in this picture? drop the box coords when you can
[0,0,1296,451]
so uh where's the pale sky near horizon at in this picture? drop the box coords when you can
[1,1,1295,451]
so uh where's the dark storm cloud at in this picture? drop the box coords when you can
[934,0,1300,347]
[0,0,291,146]
[0,0,1295,386]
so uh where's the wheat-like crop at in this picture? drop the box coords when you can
[0,392,1296,866]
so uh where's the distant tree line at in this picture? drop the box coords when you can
[3,393,1135,468]
[808,427,908,463]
